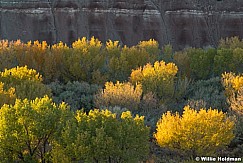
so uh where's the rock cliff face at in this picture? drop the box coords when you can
[1,0,243,49]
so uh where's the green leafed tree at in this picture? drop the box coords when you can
[0,96,71,162]
[51,109,150,163]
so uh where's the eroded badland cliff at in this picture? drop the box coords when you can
[1,0,243,49]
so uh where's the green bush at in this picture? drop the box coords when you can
[48,81,101,112]
[173,50,191,78]
[214,48,234,76]
[187,48,216,80]
[186,77,227,110]
[0,96,71,162]
[52,109,150,162]
[0,40,19,71]
[232,48,243,73]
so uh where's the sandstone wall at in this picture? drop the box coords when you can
[1,0,243,49]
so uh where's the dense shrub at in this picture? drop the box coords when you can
[0,96,71,162]
[232,48,243,73]
[0,82,16,107]
[62,37,106,84]
[0,66,51,100]
[138,39,160,56]
[130,60,178,101]
[16,41,49,75]
[221,72,243,99]
[48,81,101,112]
[218,36,243,49]
[174,76,191,102]
[172,48,216,80]
[44,41,69,82]
[161,44,173,62]
[173,50,191,78]
[0,40,19,70]
[186,77,227,110]
[95,81,142,111]
[187,48,216,80]
[154,106,235,156]
[230,88,243,116]
[139,92,159,112]
[214,48,234,76]
[222,73,243,147]
[52,109,150,162]
[229,89,243,147]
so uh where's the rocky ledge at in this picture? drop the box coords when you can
[1,0,243,49]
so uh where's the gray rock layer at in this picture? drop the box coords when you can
[1,0,243,49]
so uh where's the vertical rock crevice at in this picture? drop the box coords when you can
[48,0,57,44]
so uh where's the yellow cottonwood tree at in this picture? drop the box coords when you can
[154,106,235,156]
[95,81,142,110]
[0,66,51,100]
[130,60,178,101]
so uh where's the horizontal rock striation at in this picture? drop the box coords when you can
[1,0,243,49]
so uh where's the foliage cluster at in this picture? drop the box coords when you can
[154,106,235,156]
[1,37,243,162]
[0,66,51,100]
[95,81,142,111]
[130,61,178,101]
[0,97,150,162]
[0,38,160,84]
[173,37,243,81]
[0,96,70,162]
[0,82,16,107]
[222,72,243,148]
[222,72,243,97]
[53,109,150,162]
[186,77,227,110]
[48,81,100,112]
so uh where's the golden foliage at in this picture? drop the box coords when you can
[95,81,142,110]
[222,72,243,98]
[106,40,121,57]
[154,106,235,156]
[0,66,51,100]
[230,88,243,116]
[1,65,42,82]
[0,82,16,107]
[138,39,160,56]
[130,60,178,100]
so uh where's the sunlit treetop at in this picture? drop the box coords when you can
[72,36,102,52]
[1,66,43,82]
